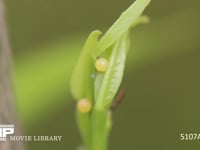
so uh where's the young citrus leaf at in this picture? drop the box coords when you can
[70,30,101,100]
[94,45,113,101]
[97,0,151,55]
[95,33,129,109]
[94,73,104,101]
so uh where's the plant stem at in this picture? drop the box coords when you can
[92,109,109,150]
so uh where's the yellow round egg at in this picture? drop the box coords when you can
[77,99,92,113]
[95,57,109,73]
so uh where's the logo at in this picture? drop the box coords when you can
[0,124,62,142]
[0,125,14,141]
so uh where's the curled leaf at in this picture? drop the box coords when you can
[70,30,101,100]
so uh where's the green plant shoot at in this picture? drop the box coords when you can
[70,0,151,150]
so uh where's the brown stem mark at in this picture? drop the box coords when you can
[110,88,126,112]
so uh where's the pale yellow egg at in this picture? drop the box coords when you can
[77,99,92,113]
[95,57,109,72]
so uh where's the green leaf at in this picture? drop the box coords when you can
[97,0,151,55]
[70,30,101,100]
[94,46,113,101]
[95,33,129,109]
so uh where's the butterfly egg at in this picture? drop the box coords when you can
[77,99,92,113]
[95,57,109,73]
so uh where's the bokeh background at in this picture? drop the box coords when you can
[5,0,200,149]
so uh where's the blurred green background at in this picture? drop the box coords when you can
[5,0,200,149]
